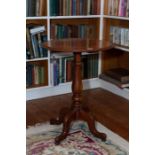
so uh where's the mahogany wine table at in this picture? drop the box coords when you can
[43,38,113,144]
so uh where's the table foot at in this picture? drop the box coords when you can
[54,108,106,144]
[80,109,107,141]
[54,110,75,145]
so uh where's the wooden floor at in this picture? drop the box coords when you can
[27,88,129,141]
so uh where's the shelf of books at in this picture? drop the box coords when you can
[104,0,129,18]
[26,60,48,88]
[99,0,129,89]
[26,0,101,91]
[26,19,49,88]
[26,0,47,17]
[100,48,129,89]
[50,18,100,39]
[26,19,48,59]
[50,53,99,86]
[26,0,129,99]
[49,0,101,16]
[49,17,100,86]
[103,18,129,51]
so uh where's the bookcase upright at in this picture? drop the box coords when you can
[26,0,129,100]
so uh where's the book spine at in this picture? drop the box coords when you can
[50,0,56,16]
[40,66,45,84]
[33,65,39,85]
[59,0,63,16]
[32,0,37,16]
[118,0,122,16]
[50,59,54,86]
[36,0,40,16]
[32,34,40,58]
[120,28,125,46]
[53,60,58,86]
[87,0,91,15]
[76,0,80,15]
[37,33,43,57]
[61,57,65,83]
[118,0,127,17]
[26,27,34,59]
[30,26,45,35]
[63,0,67,16]
[39,0,45,16]
[26,64,33,87]
[126,0,129,17]
[41,34,48,57]
[72,0,76,15]
[108,0,112,15]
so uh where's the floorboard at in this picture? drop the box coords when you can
[26,88,129,140]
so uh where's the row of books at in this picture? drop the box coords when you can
[26,0,46,17]
[50,0,100,16]
[50,24,96,39]
[26,25,48,59]
[26,64,46,87]
[110,26,129,47]
[50,54,99,86]
[99,68,129,88]
[107,0,129,17]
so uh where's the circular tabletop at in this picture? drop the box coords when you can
[42,38,113,53]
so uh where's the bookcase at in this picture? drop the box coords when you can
[101,0,129,89]
[26,0,129,100]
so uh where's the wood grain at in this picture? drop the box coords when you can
[42,38,113,53]
[27,88,129,141]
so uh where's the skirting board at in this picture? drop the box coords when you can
[98,79,129,100]
[26,78,100,100]
[26,78,129,100]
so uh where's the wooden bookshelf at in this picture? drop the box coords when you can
[103,18,129,43]
[26,0,129,99]
[26,0,101,90]
[50,18,100,39]
[26,0,47,17]
[102,49,129,71]
[26,19,48,34]
[26,60,48,88]
[104,0,129,17]
[101,0,129,88]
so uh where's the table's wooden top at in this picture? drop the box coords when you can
[42,38,113,53]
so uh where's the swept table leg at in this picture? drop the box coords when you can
[54,110,76,145]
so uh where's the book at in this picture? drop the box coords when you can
[28,0,36,16]
[72,0,76,15]
[26,27,34,58]
[30,25,45,35]
[104,68,129,83]
[50,59,54,85]
[39,0,46,16]
[118,0,128,17]
[126,0,129,17]
[50,0,59,16]
[110,26,129,47]
[53,59,59,86]
[31,35,40,58]
[26,64,34,87]
[99,73,129,89]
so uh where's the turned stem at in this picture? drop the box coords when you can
[72,52,83,110]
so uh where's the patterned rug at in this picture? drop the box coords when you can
[27,121,128,155]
